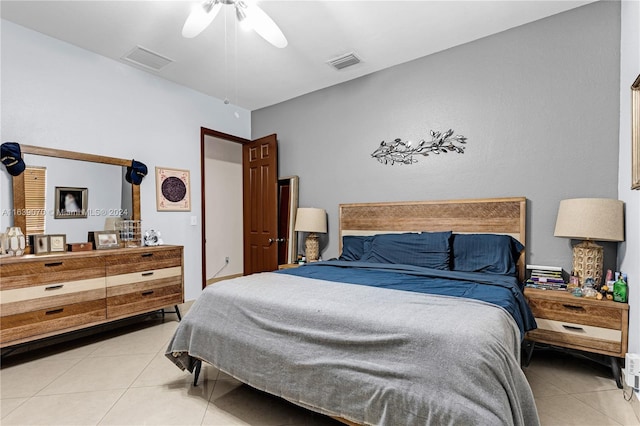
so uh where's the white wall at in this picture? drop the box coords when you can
[0,20,251,301]
[618,0,640,355]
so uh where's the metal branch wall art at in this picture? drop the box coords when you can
[371,129,468,165]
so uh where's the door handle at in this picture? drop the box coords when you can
[268,238,285,244]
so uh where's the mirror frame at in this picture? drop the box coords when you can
[12,144,140,242]
[632,74,640,190]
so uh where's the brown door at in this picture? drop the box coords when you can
[242,134,279,275]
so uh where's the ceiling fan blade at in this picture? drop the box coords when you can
[242,3,288,48]
[182,1,223,38]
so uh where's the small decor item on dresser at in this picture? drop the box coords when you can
[5,226,26,256]
[67,242,94,252]
[156,167,191,211]
[92,230,121,250]
[143,229,163,246]
[31,234,50,255]
[0,231,8,256]
[49,234,67,253]
[118,220,142,247]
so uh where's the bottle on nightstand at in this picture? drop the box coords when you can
[613,273,628,303]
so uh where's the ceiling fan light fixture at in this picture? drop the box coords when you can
[243,2,288,48]
[182,0,222,38]
[182,0,287,48]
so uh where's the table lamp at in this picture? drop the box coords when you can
[294,207,327,262]
[554,198,624,285]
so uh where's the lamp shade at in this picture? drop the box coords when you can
[294,208,327,233]
[554,198,624,242]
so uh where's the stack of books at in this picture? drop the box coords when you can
[525,265,569,290]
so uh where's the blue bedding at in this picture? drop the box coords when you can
[278,260,536,338]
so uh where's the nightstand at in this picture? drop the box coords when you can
[278,263,301,270]
[523,287,629,388]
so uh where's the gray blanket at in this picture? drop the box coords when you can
[166,272,539,426]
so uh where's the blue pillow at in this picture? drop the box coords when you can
[339,235,372,261]
[362,232,452,270]
[451,234,524,275]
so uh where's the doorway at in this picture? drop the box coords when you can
[200,129,249,289]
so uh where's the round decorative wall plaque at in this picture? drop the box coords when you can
[155,167,191,211]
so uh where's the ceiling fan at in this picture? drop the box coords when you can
[182,0,288,48]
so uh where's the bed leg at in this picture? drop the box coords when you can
[193,359,202,386]
[522,340,535,367]
[610,356,623,389]
[175,305,182,321]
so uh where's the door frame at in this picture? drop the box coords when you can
[200,127,250,289]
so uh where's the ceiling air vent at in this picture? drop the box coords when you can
[327,52,361,70]
[121,46,173,72]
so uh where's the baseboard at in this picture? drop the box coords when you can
[207,273,243,285]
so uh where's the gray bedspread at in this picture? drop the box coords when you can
[166,272,539,426]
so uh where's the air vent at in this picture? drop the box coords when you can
[121,46,173,71]
[327,52,361,70]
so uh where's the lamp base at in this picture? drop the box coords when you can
[572,240,603,285]
[305,233,320,262]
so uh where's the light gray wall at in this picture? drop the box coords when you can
[252,1,621,274]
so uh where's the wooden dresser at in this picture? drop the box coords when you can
[0,245,183,348]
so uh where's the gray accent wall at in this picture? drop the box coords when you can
[252,1,621,273]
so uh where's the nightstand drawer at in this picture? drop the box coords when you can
[527,319,623,356]
[527,296,622,329]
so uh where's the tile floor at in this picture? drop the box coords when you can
[1,304,638,426]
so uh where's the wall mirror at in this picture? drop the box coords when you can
[11,145,140,247]
[632,74,640,190]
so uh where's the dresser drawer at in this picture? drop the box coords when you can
[0,257,105,290]
[1,278,106,316]
[0,300,106,345]
[105,248,182,275]
[106,266,183,319]
[527,296,622,330]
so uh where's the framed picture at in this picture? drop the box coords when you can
[156,167,191,211]
[93,231,121,250]
[55,187,88,218]
[49,234,67,252]
[32,234,49,255]
[632,74,640,190]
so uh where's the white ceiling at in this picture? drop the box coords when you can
[1,0,595,111]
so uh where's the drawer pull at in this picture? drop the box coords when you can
[141,253,154,258]
[45,285,64,291]
[141,272,154,277]
[44,262,63,267]
[562,324,585,332]
[45,308,64,315]
[562,304,586,311]
[141,290,154,296]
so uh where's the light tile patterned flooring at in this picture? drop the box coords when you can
[1,304,639,426]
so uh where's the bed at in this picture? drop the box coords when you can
[166,197,539,426]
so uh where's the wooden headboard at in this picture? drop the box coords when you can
[339,197,527,281]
